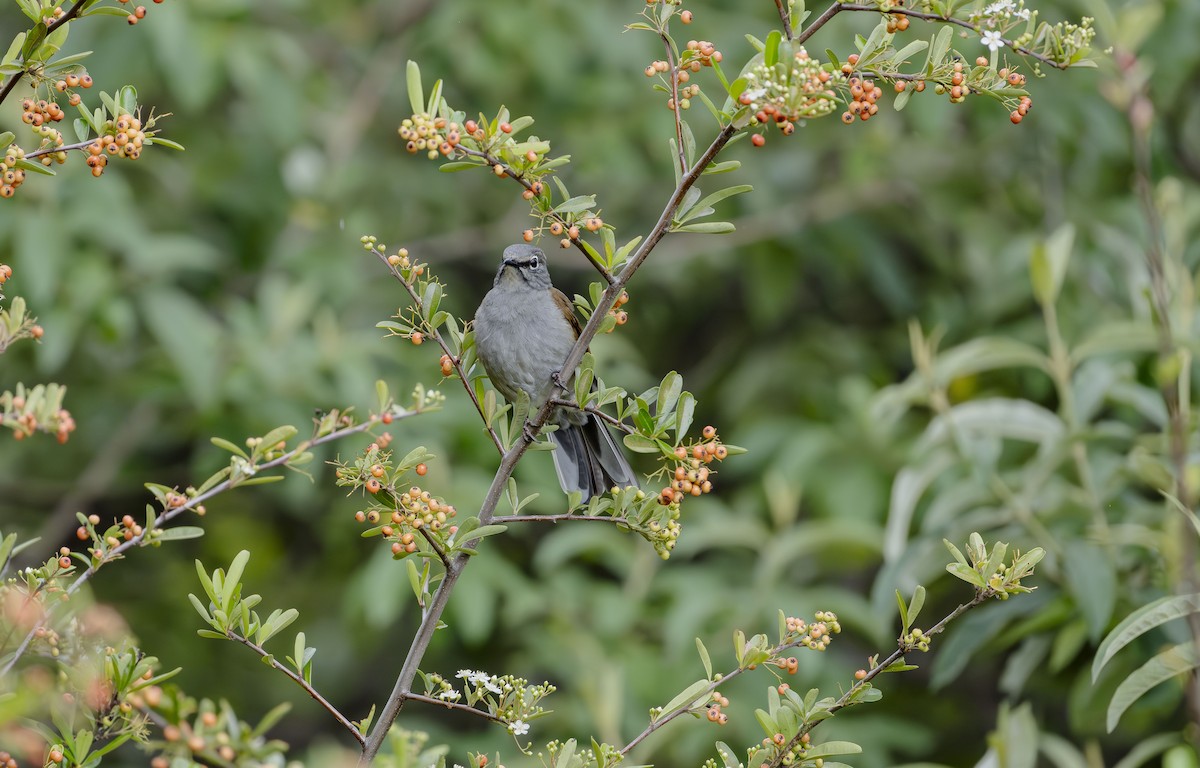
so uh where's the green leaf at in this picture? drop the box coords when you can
[1030,224,1074,306]
[1062,540,1116,641]
[806,742,864,759]
[223,550,250,607]
[553,195,598,215]
[696,637,713,680]
[656,678,711,719]
[1107,642,1199,732]
[157,526,205,541]
[675,221,736,234]
[406,60,424,116]
[893,39,929,63]
[455,524,508,546]
[1071,320,1158,361]
[1093,594,1200,681]
[622,434,661,454]
[555,739,576,768]
[764,30,782,67]
[896,589,909,632]
[926,26,953,73]
[688,184,753,219]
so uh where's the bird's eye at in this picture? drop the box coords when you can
[528,255,541,270]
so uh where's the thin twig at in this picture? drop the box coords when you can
[0,0,93,108]
[453,146,615,285]
[228,631,366,748]
[1,416,391,677]
[416,526,453,571]
[493,513,632,526]
[372,247,505,455]
[358,122,739,765]
[548,398,634,434]
[762,591,992,768]
[796,2,1070,71]
[661,33,688,176]
[1121,50,1200,731]
[403,692,506,724]
[774,0,794,40]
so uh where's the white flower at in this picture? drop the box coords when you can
[455,669,473,680]
[509,719,530,736]
[437,689,462,701]
[482,676,503,695]
[1015,7,1030,19]
[984,0,1014,14]
[981,30,1004,51]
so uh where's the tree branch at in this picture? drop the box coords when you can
[371,247,505,455]
[453,146,615,285]
[0,0,93,108]
[358,122,739,764]
[795,2,1071,71]
[403,692,505,724]
[1,415,392,677]
[774,0,794,40]
[661,33,688,176]
[227,630,366,748]
[493,513,632,525]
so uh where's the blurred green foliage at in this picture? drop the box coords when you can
[3,0,1200,765]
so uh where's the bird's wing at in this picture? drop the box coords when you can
[551,287,583,339]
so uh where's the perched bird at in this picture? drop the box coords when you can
[473,243,637,501]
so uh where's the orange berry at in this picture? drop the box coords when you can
[415,463,427,476]
[410,332,423,345]
[855,669,867,680]
[382,412,394,424]
[134,5,146,17]
[366,478,381,494]
[751,134,765,147]
[567,225,580,239]
[126,13,138,24]
[702,425,716,439]
[550,221,564,235]
[522,229,534,242]
[30,325,44,339]
[499,122,512,133]
[680,10,693,23]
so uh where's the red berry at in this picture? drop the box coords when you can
[750,134,765,147]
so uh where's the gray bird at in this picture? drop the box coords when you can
[473,243,638,501]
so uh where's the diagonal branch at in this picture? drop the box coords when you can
[661,33,688,176]
[371,247,505,455]
[774,0,794,40]
[227,630,366,748]
[795,2,1071,71]
[1,415,395,676]
[358,121,739,764]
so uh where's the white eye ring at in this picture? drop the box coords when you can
[528,255,541,270]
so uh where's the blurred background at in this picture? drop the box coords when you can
[3,0,1200,764]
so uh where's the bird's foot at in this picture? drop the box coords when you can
[551,369,568,391]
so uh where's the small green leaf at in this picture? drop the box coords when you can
[406,60,424,116]
[696,637,713,680]
[674,221,736,234]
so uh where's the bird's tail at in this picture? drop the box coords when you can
[549,414,638,502]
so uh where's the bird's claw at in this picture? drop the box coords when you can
[551,370,568,391]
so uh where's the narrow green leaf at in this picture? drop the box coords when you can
[1093,594,1200,681]
[696,637,712,680]
[657,679,711,719]
[1107,642,1199,732]
[674,221,736,234]
[406,60,424,116]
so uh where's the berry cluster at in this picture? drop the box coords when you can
[54,71,95,107]
[85,114,149,177]
[657,425,729,506]
[399,113,464,160]
[5,393,75,443]
[783,610,840,653]
[740,48,839,147]
[0,142,27,198]
[18,99,68,172]
[603,290,629,332]
[0,751,15,768]
[705,690,731,725]
[117,0,164,26]
[840,73,882,123]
